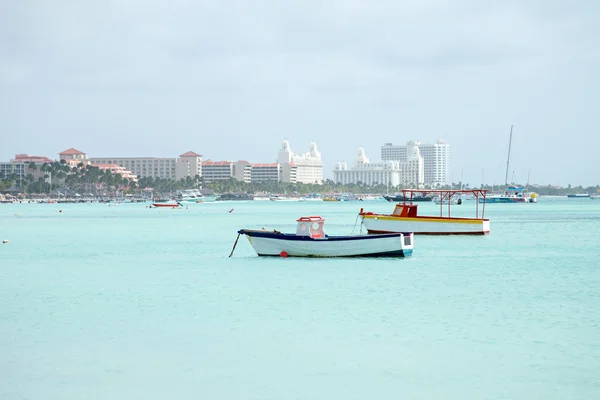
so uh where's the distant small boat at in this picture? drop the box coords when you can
[590,195,600,200]
[177,189,210,203]
[482,126,537,204]
[233,216,413,258]
[299,196,323,202]
[216,193,254,201]
[151,201,182,208]
[479,186,531,203]
[269,196,300,202]
[384,195,433,202]
[567,194,590,198]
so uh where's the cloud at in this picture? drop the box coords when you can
[1,0,599,185]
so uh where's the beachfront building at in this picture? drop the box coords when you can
[175,151,203,180]
[10,154,56,184]
[11,154,54,164]
[281,162,298,183]
[202,160,252,183]
[234,162,252,183]
[250,163,281,182]
[202,160,298,184]
[334,148,402,187]
[0,162,26,182]
[93,164,138,182]
[64,148,206,181]
[59,148,89,167]
[88,156,176,180]
[277,141,323,184]
[334,146,424,187]
[381,140,449,186]
[89,152,203,180]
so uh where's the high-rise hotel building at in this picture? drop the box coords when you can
[381,140,449,186]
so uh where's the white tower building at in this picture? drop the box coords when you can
[381,140,448,186]
[277,140,323,184]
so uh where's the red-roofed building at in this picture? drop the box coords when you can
[59,148,88,166]
[88,150,202,181]
[59,148,86,156]
[179,151,202,158]
[176,151,203,180]
[251,163,281,182]
[201,160,251,183]
[11,154,54,164]
[91,163,138,182]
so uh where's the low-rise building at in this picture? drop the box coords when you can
[0,162,26,182]
[92,164,138,182]
[11,154,54,164]
[89,156,176,180]
[251,163,281,182]
[202,160,251,183]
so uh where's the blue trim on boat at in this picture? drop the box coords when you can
[238,229,410,241]
[257,249,411,258]
[479,197,526,203]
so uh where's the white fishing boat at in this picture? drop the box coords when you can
[176,189,205,203]
[231,216,413,258]
[269,195,300,202]
[360,189,491,235]
[150,201,183,208]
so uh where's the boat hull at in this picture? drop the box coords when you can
[151,203,181,208]
[239,230,413,257]
[479,197,527,203]
[384,195,433,202]
[361,215,490,235]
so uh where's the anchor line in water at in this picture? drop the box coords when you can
[228,233,241,257]
[350,213,361,235]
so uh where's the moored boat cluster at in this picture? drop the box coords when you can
[232,189,493,258]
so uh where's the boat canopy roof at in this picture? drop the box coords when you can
[397,189,488,219]
[296,216,325,222]
[506,186,525,191]
[400,189,489,194]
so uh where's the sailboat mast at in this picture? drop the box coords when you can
[505,125,513,186]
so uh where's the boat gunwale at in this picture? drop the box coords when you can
[238,229,411,241]
[255,249,412,258]
[360,213,489,223]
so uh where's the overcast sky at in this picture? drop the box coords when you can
[1,0,598,186]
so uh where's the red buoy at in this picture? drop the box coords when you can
[279,251,288,258]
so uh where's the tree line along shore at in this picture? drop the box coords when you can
[0,161,597,198]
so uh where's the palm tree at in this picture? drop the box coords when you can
[28,162,38,172]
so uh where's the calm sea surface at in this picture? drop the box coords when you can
[1,197,599,400]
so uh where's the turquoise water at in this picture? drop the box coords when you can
[1,198,599,399]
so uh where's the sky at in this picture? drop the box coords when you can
[1,0,599,187]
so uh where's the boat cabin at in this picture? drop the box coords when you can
[296,216,326,238]
[392,204,418,217]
